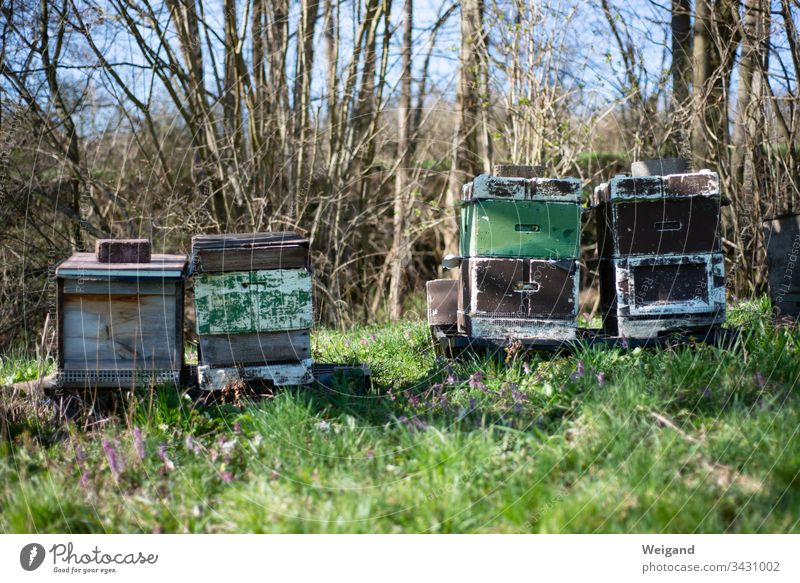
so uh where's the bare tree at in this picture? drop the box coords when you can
[388,0,413,319]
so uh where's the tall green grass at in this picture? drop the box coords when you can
[1,299,798,533]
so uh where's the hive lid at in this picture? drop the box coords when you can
[600,170,720,202]
[462,174,582,203]
[192,231,308,251]
[56,252,188,278]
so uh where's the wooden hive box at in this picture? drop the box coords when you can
[762,212,800,321]
[598,253,726,338]
[55,240,188,388]
[595,160,727,338]
[460,174,582,259]
[594,170,722,259]
[191,232,313,375]
[457,257,579,341]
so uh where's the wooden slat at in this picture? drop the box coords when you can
[194,245,308,272]
[199,330,311,367]
[191,232,307,250]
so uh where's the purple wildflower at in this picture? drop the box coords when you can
[510,385,527,404]
[468,371,487,392]
[101,439,123,479]
[702,386,712,399]
[185,435,201,454]
[158,444,175,472]
[232,422,242,434]
[75,444,86,467]
[399,415,427,432]
[387,388,396,401]
[79,470,90,490]
[570,361,585,381]
[523,362,532,375]
[132,427,145,461]
[220,471,234,483]
[755,372,766,388]
[596,372,606,385]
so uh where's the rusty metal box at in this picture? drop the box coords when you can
[595,170,721,258]
[458,257,579,340]
[599,253,726,337]
[763,212,800,320]
[55,241,188,388]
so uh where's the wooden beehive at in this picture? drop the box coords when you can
[597,253,726,338]
[460,174,581,259]
[191,232,313,387]
[55,240,188,388]
[595,160,727,338]
[595,170,722,258]
[457,258,579,340]
[763,212,800,321]
[427,169,583,344]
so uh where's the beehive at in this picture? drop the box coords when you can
[459,257,579,340]
[191,232,313,389]
[460,175,581,259]
[453,169,583,342]
[595,159,726,338]
[763,212,800,321]
[55,239,187,388]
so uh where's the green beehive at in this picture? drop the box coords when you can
[194,269,313,335]
[191,233,314,381]
[459,199,580,259]
[459,174,582,259]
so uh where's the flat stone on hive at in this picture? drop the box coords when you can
[95,239,152,263]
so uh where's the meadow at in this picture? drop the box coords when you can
[1,298,798,533]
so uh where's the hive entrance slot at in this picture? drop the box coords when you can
[515,224,541,232]
[654,220,682,232]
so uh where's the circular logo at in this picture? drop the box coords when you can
[20,543,46,571]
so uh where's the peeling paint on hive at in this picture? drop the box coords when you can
[195,268,312,335]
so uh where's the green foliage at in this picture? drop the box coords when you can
[1,299,799,533]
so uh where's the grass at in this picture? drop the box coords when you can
[1,298,799,533]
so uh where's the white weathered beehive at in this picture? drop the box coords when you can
[55,240,188,388]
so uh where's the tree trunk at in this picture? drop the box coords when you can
[388,0,413,319]
[446,0,485,258]
[292,0,320,218]
[671,0,692,152]
[691,0,740,170]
